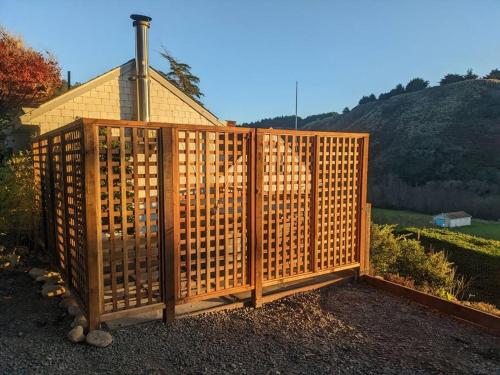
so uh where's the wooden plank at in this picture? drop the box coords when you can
[105,127,117,311]
[119,127,129,308]
[83,123,103,330]
[185,132,192,297]
[363,275,500,336]
[252,131,264,307]
[310,136,320,273]
[275,135,281,280]
[332,137,340,266]
[144,131,153,304]
[339,137,346,266]
[358,136,370,273]
[205,131,212,293]
[241,133,247,286]
[195,131,201,294]
[132,128,142,306]
[233,132,238,288]
[215,133,221,291]
[224,132,229,289]
[266,135,273,281]
[326,137,333,268]
[282,135,289,278]
[296,136,303,274]
[290,135,296,276]
[248,130,256,288]
[160,127,178,322]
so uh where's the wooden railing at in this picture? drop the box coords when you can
[33,118,370,329]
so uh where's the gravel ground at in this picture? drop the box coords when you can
[0,269,499,374]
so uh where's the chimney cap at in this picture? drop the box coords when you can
[130,14,152,25]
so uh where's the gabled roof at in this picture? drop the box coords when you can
[19,59,225,127]
[435,211,472,219]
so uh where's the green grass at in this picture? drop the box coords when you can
[372,208,500,240]
[371,207,500,307]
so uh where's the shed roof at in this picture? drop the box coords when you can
[436,211,472,219]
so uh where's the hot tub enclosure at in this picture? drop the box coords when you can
[32,118,370,329]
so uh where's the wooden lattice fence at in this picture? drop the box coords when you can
[33,118,370,329]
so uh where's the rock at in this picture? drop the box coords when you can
[8,254,20,267]
[67,325,85,343]
[71,314,88,330]
[29,268,49,280]
[62,289,71,298]
[59,297,78,309]
[0,260,12,269]
[35,272,62,284]
[41,283,66,298]
[86,330,113,348]
[67,305,83,317]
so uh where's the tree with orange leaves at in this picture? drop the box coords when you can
[0,27,62,128]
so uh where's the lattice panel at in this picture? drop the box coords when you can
[177,129,251,300]
[261,134,314,282]
[99,126,160,312]
[63,128,87,305]
[32,139,47,248]
[50,135,67,273]
[316,136,362,270]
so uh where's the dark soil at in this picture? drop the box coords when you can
[0,269,498,374]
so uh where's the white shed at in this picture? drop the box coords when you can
[432,211,472,228]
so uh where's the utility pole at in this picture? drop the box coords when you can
[67,71,71,90]
[295,81,298,130]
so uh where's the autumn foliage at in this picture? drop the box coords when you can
[0,27,61,123]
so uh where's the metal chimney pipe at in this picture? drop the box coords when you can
[131,14,152,122]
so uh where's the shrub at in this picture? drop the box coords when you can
[0,152,38,248]
[440,73,465,85]
[358,94,377,105]
[370,224,466,299]
[484,68,500,80]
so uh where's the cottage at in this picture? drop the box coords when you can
[9,15,226,150]
[432,211,472,228]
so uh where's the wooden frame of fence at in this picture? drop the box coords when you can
[33,118,370,330]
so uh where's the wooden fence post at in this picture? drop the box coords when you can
[358,136,370,276]
[252,131,263,307]
[83,122,103,330]
[160,127,179,322]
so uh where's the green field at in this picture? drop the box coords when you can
[372,208,500,241]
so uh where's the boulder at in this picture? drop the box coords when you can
[41,283,66,298]
[71,314,88,330]
[67,325,85,343]
[86,330,113,348]
[29,268,49,280]
[59,297,78,309]
[67,305,83,317]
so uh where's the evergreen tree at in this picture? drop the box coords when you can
[358,93,377,105]
[440,73,465,86]
[160,49,204,102]
[405,78,429,92]
[484,68,500,80]
[464,68,478,80]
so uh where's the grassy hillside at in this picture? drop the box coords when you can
[372,208,500,241]
[304,79,500,219]
[372,207,500,307]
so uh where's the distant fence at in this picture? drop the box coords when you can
[33,118,370,329]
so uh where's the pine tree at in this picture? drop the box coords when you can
[160,49,204,102]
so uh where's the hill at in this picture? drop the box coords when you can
[242,112,338,129]
[303,79,500,219]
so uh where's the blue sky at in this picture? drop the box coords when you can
[2,1,500,123]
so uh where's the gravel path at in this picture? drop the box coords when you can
[0,269,498,374]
